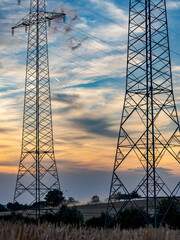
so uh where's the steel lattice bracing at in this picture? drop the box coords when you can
[105,0,180,228]
[12,0,65,219]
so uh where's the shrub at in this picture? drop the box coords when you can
[7,202,28,211]
[0,212,35,224]
[41,205,84,226]
[0,204,6,212]
[58,205,84,225]
[86,212,107,228]
[117,208,147,229]
[157,198,180,228]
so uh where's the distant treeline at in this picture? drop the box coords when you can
[0,199,180,229]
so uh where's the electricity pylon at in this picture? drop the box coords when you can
[105,0,180,228]
[12,0,65,220]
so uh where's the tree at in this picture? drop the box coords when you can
[111,192,123,201]
[117,208,147,229]
[7,202,28,211]
[90,195,100,203]
[0,204,6,212]
[7,202,13,210]
[157,199,180,228]
[58,205,84,226]
[30,201,46,209]
[67,197,79,205]
[45,189,65,207]
[7,202,23,211]
[41,205,84,227]
[86,212,107,228]
[0,212,35,224]
[130,190,141,198]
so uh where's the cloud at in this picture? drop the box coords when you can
[166,1,180,9]
[90,0,128,23]
[0,161,17,166]
[53,92,82,113]
[56,104,82,114]
[128,167,173,176]
[61,135,95,141]
[69,116,117,138]
[53,93,80,104]
[63,9,79,35]
[0,127,17,134]
[67,36,88,51]
[172,65,180,72]
[90,23,128,42]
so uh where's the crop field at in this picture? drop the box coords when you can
[76,201,163,220]
[0,222,179,240]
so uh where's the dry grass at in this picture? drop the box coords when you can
[0,222,179,240]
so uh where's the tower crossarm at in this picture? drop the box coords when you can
[12,11,66,32]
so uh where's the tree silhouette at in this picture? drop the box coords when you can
[45,190,65,207]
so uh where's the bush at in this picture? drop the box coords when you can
[0,204,6,212]
[7,202,28,211]
[41,212,58,224]
[117,208,147,229]
[86,212,107,228]
[58,205,83,225]
[0,212,35,224]
[157,199,180,228]
[86,208,147,229]
[41,205,84,226]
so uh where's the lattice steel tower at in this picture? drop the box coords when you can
[12,0,65,219]
[105,0,180,228]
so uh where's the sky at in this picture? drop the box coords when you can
[0,0,180,204]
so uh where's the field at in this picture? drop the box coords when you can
[0,200,175,221]
[75,200,164,220]
[0,223,179,240]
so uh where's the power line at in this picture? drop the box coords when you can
[1,1,180,61]
[20,0,127,53]
[12,33,122,78]
[61,22,126,52]
[64,0,180,58]
[67,0,180,43]
[49,25,126,56]
[50,40,122,76]
[169,28,180,38]
[67,0,122,26]
[0,2,126,78]
[0,1,128,54]
[0,30,180,79]
[8,30,180,59]
[12,34,121,83]
[2,0,180,55]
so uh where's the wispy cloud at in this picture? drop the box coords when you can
[69,116,117,138]
[167,1,180,9]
